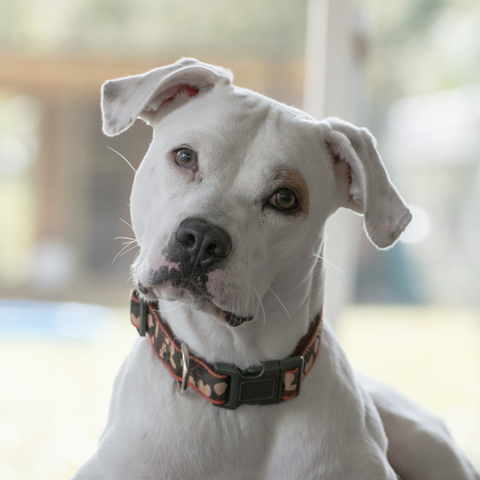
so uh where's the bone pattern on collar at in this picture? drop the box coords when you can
[130,290,323,407]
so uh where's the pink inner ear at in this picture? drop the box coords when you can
[183,85,200,96]
[161,84,199,107]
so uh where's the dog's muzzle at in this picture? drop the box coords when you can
[139,217,249,324]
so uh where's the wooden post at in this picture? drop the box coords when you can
[303,0,364,323]
[35,97,67,239]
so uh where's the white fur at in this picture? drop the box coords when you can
[73,59,479,480]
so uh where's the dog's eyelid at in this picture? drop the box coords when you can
[175,143,195,150]
[171,143,197,155]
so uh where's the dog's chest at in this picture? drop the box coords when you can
[85,333,396,480]
[107,338,278,479]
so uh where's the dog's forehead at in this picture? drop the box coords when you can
[155,85,325,183]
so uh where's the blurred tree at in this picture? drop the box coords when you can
[0,0,307,60]
[359,0,480,127]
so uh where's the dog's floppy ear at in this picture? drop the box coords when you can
[101,58,233,136]
[324,117,411,249]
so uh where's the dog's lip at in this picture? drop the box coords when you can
[139,284,253,327]
[207,301,254,327]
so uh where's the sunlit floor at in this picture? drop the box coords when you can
[1,305,479,479]
[338,306,480,470]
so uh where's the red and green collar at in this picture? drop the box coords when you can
[130,290,322,410]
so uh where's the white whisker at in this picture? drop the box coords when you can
[119,217,134,229]
[313,253,344,275]
[115,236,137,242]
[120,244,140,257]
[249,283,266,327]
[119,240,138,248]
[112,244,140,264]
[113,243,136,264]
[251,275,292,322]
[154,303,183,314]
[108,147,136,172]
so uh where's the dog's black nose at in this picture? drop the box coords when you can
[175,218,232,269]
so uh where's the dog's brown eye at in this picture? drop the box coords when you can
[269,188,298,212]
[174,148,197,168]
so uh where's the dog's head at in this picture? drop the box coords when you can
[102,59,411,329]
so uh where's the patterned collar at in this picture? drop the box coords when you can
[130,290,323,410]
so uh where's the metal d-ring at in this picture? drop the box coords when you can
[179,342,190,395]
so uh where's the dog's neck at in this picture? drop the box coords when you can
[157,251,325,371]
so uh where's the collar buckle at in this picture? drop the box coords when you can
[214,356,304,410]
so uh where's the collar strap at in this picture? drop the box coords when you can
[130,290,323,410]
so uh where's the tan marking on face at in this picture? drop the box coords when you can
[273,167,310,216]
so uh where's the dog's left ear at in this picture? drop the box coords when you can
[324,117,411,249]
[101,58,233,136]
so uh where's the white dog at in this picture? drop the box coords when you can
[73,59,479,480]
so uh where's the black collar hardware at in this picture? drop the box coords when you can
[130,291,322,409]
[214,356,305,410]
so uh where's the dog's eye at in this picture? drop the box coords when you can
[174,148,197,168]
[269,188,298,212]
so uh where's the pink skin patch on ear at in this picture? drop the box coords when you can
[161,84,199,108]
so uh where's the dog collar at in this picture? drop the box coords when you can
[130,290,322,410]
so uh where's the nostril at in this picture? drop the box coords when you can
[182,234,196,249]
[206,241,229,258]
[206,243,218,255]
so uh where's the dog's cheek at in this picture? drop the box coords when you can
[206,269,255,315]
[205,269,225,299]
[205,270,241,306]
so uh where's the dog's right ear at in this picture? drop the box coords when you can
[323,117,412,249]
[101,58,233,136]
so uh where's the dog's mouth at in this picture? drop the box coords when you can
[137,271,253,327]
[199,298,254,327]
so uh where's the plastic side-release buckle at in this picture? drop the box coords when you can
[214,356,304,410]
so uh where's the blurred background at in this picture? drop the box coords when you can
[0,0,479,478]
